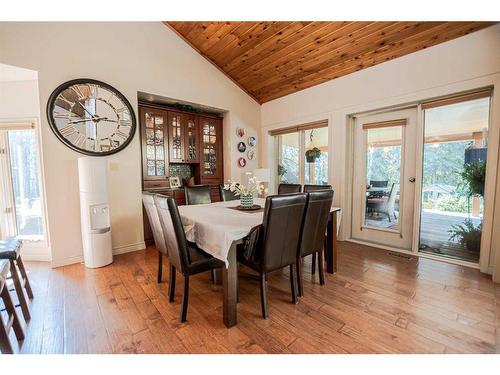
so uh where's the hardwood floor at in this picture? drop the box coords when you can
[3,242,499,354]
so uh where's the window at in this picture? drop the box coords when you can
[0,124,45,241]
[273,122,329,188]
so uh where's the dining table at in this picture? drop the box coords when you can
[178,197,341,328]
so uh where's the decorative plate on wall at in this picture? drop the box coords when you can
[247,150,255,160]
[237,141,246,153]
[236,127,245,138]
[248,136,256,147]
[47,78,136,156]
[237,157,247,168]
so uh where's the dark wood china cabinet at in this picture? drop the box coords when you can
[139,104,224,244]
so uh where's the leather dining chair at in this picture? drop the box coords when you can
[278,183,302,195]
[153,194,224,322]
[238,193,307,319]
[302,185,334,273]
[303,184,332,192]
[219,184,239,201]
[142,193,169,283]
[296,190,334,297]
[185,185,212,205]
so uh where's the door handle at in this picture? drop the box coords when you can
[409,177,416,183]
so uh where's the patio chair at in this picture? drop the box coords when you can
[366,183,399,222]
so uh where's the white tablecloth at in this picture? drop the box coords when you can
[178,198,341,266]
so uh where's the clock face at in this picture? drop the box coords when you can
[47,79,136,156]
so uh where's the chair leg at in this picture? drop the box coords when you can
[0,316,13,353]
[311,253,316,275]
[259,273,268,319]
[1,284,24,341]
[9,260,30,321]
[318,250,325,286]
[16,257,33,299]
[157,252,163,283]
[297,257,304,297]
[168,265,176,303]
[289,264,298,304]
[210,269,217,285]
[180,275,189,323]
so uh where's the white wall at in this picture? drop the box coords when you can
[261,24,500,280]
[0,22,261,266]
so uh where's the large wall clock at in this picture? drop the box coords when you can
[47,79,136,156]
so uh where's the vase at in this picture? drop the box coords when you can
[240,194,254,208]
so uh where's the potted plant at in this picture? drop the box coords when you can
[305,147,322,163]
[457,160,486,197]
[448,219,482,252]
[224,173,264,208]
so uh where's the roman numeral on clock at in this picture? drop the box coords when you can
[59,124,78,137]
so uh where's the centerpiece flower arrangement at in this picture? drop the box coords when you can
[224,173,265,208]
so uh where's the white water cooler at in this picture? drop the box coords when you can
[78,157,113,268]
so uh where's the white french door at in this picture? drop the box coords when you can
[351,108,417,250]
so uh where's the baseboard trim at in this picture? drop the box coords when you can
[50,242,146,268]
[113,242,146,255]
[51,255,83,268]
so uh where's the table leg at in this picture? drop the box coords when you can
[222,242,238,327]
[326,212,338,274]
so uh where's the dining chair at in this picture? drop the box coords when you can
[303,184,332,192]
[302,184,333,272]
[0,259,24,354]
[296,190,334,297]
[142,193,169,283]
[219,184,239,201]
[237,193,307,319]
[185,185,212,205]
[153,194,224,322]
[366,183,399,222]
[278,183,302,195]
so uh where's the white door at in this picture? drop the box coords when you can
[351,108,417,251]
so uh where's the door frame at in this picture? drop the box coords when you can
[351,107,417,251]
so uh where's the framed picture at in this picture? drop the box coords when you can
[237,141,247,153]
[247,150,255,160]
[237,157,247,168]
[248,136,256,147]
[169,176,181,188]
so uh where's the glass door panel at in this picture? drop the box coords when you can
[144,110,166,177]
[277,132,300,184]
[351,108,416,250]
[419,97,490,262]
[168,112,184,162]
[304,127,329,185]
[200,118,218,178]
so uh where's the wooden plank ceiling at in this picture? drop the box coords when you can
[165,22,495,104]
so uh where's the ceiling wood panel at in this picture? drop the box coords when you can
[164,21,495,103]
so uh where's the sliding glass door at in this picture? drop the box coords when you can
[350,90,492,264]
[418,96,490,262]
[275,124,329,188]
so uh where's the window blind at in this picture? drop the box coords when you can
[269,120,328,136]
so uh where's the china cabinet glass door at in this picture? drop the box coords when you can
[144,110,167,178]
[184,115,199,163]
[168,112,185,162]
[200,117,219,178]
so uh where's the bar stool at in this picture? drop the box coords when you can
[0,259,25,354]
[0,240,33,321]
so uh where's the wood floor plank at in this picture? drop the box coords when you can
[13,241,500,354]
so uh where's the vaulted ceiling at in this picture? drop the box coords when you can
[165,22,494,104]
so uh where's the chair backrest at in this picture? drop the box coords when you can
[278,183,302,195]
[185,185,211,205]
[142,193,168,255]
[370,180,388,188]
[386,183,399,212]
[153,194,191,274]
[260,193,307,272]
[303,184,332,192]
[219,184,239,202]
[299,190,334,257]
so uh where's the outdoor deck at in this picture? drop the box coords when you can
[365,210,481,262]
